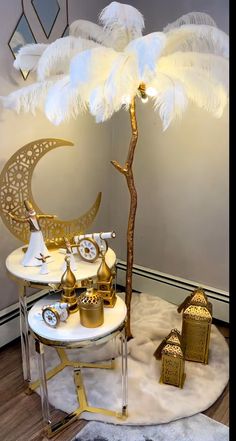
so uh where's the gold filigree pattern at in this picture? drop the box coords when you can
[0,138,101,248]
[182,320,210,363]
[162,344,183,357]
[184,305,212,321]
[180,289,212,364]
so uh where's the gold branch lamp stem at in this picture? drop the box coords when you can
[111,97,138,340]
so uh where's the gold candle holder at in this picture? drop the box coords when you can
[60,256,79,313]
[154,329,186,388]
[96,249,117,307]
[78,279,104,328]
[178,288,212,364]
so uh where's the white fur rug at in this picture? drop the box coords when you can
[72,414,229,441]
[29,293,229,425]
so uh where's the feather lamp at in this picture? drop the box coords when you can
[0,2,229,339]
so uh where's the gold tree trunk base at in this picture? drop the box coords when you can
[111,98,138,340]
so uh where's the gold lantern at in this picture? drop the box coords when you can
[154,329,185,388]
[178,288,212,364]
[60,256,79,313]
[96,249,117,307]
[78,280,104,328]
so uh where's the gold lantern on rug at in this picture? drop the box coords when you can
[78,279,104,327]
[96,249,117,307]
[178,288,212,364]
[60,256,79,313]
[154,329,185,388]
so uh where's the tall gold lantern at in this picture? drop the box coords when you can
[60,256,79,313]
[154,329,185,388]
[96,249,117,307]
[178,288,212,364]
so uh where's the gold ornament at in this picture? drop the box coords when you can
[78,279,104,328]
[154,329,186,388]
[60,256,79,313]
[96,249,117,307]
[178,288,212,364]
[0,138,101,249]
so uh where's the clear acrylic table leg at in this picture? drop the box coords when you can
[35,340,51,424]
[120,328,128,416]
[18,282,31,382]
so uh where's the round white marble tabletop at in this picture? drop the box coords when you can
[28,293,127,347]
[6,246,116,285]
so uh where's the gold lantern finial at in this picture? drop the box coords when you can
[60,256,79,313]
[178,287,212,364]
[154,329,186,388]
[96,249,117,307]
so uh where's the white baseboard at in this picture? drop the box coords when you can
[0,264,229,348]
[116,260,229,323]
[0,289,49,348]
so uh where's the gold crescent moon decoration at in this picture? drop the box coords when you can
[0,138,101,248]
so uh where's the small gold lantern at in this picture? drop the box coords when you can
[154,329,185,388]
[178,288,212,364]
[60,256,79,313]
[96,249,117,307]
[78,279,104,328]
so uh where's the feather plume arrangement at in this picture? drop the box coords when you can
[69,19,109,45]
[37,36,101,81]
[163,25,229,58]
[99,1,145,50]
[125,33,167,80]
[13,43,48,72]
[1,2,229,130]
[70,46,118,88]
[0,77,60,114]
[163,12,217,32]
[45,75,87,125]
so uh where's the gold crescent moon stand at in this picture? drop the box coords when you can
[0,138,101,248]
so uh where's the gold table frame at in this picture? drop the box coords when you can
[31,324,128,438]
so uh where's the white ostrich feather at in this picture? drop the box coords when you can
[89,85,116,123]
[158,52,229,92]
[45,76,86,125]
[99,1,144,50]
[103,52,139,108]
[37,36,101,81]
[150,73,188,130]
[163,12,217,32]
[164,25,229,58]
[0,78,58,114]
[159,66,227,117]
[13,43,48,71]
[69,19,109,45]
[70,46,118,89]
[125,32,166,80]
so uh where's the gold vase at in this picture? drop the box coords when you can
[78,281,104,328]
[96,250,117,307]
[61,256,79,313]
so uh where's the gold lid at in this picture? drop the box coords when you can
[154,329,183,359]
[79,287,103,309]
[183,288,212,321]
[61,256,76,288]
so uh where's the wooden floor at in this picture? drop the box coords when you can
[0,323,229,441]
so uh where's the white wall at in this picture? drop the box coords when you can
[0,0,111,310]
[0,0,229,313]
[110,0,229,292]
